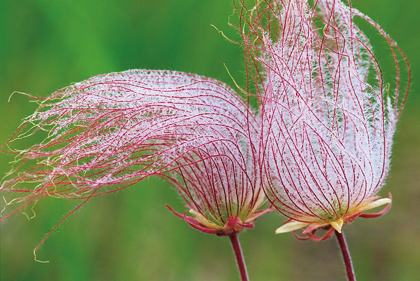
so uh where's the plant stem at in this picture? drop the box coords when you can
[229,233,249,281]
[335,230,356,281]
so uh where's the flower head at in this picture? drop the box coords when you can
[1,70,269,250]
[239,0,410,239]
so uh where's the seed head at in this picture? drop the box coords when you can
[1,70,269,249]
[239,0,410,239]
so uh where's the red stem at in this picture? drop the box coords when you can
[335,231,356,281]
[229,233,249,281]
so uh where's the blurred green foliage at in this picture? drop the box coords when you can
[1,0,419,280]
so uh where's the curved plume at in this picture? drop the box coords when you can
[237,0,410,233]
[1,70,266,233]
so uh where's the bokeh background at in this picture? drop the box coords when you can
[0,0,419,280]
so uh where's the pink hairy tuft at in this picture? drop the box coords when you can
[1,70,267,234]
[235,0,410,223]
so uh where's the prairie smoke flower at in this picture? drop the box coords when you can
[239,0,410,240]
[238,0,410,279]
[1,70,269,273]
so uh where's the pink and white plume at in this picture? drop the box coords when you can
[1,70,269,246]
[240,0,410,240]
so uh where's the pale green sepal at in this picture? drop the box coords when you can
[275,221,309,234]
[330,219,344,233]
[361,198,392,211]
[189,209,221,229]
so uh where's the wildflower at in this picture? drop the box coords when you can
[1,70,269,276]
[236,0,410,279]
[240,0,409,279]
[242,0,409,239]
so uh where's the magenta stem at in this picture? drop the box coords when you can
[229,233,249,281]
[335,231,356,281]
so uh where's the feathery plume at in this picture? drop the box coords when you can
[1,70,269,262]
[238,0,410,239]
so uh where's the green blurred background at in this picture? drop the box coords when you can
[0,0,419,280]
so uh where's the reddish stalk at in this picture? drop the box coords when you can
[335,231,356,281]
[229,233,249,281]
